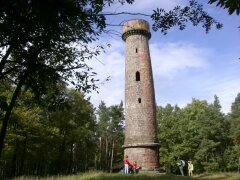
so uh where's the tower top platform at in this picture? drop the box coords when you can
[122,19,151,41]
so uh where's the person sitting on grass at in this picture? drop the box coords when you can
[132,161,137,174]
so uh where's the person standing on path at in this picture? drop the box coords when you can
[177,159,185,176]
[123,155,130,174]
[188,161,194,176]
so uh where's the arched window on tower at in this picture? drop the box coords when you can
[136,71,140,81]
[138,98,141,103]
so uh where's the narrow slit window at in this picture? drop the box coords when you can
[136,71,140,81]
[138,98,141,103]
[136,48,138,53]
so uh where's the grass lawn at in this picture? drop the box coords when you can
[11,171,240,180]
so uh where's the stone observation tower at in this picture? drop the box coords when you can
[122,19,160,171]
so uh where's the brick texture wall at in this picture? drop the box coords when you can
[122,19,160,171]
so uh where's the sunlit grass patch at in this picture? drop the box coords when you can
[11,171,192,180]
[195,172,240,180]
[70,172,193,180]
[11,171,240,180]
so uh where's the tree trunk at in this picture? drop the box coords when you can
[105,137,108,171]
[110,140,114,173]
[108,140,112,172]
[238,157,240,173]
[71,143,76,173]
[85,150,88,171]
[99,137,102,170]
[10,141,18,177]
[18,132,28,176]
[0,72,27,158]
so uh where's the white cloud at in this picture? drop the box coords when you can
[88,37,239,114]
[197,70,240,113]
[85,0,240,114]
[150,42,209,79]
[87,40,125,107]
[88,40,214,110]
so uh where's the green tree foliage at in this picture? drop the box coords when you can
[0,0,238,177]
[229,93,240,147]
[157,104,182,172]
[0,0,134,157]
[0,86,59,177]
[186,98,228,172]
[0,0,230,159]
[227,93,240,171]
[96,101,124,172]
[0,86,97,178]
[157,96,231,174]
[46,89,97,174]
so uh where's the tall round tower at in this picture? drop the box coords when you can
[122,19,160,171]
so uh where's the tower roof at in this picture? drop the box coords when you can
[122,19,151,41]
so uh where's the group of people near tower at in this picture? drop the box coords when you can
[177,159,194,176]
[123,155,141,174]
[123,155,194,176]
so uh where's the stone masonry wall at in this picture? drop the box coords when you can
[122,19,160,171]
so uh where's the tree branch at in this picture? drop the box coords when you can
[100,12,151,17]
[0,45,13,78]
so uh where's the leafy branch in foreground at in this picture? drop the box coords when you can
[0,0,133,159]
[208,0,240,15]
[151,0,223,35]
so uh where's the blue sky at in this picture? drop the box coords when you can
[88,0,240,114]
